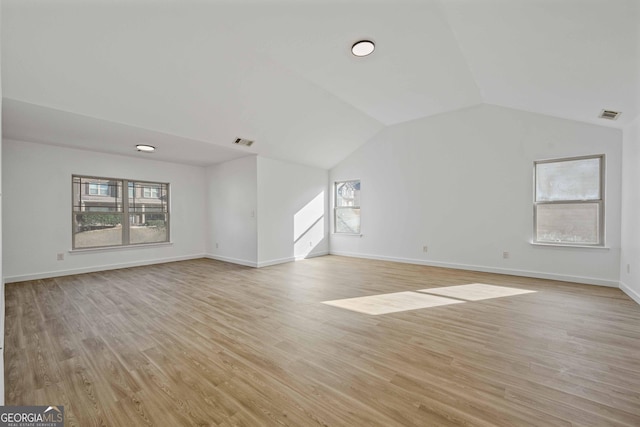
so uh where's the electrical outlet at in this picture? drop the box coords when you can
[423,245,428,253]
[57,253,65,261]
[502,251,510,259]
[215,242,219,249]
[309,241,313,247]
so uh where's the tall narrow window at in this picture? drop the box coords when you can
[129,181,169,245]
[73,175,170,249]
[534,155,604,246]
[335,180,361,234]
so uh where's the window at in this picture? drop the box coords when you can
[533,155,604,246]
[335,180,361,234]
[143,186,160,198]
[73,175,170,249]
[88,183,109,196]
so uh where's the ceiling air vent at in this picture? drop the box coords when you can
[599,110,621,120]
[234,137,254,147]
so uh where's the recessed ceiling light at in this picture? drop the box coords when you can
[351,40,375,57]
[136,144,155,152]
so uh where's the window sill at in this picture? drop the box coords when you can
[332,233,363,237]
[70,242,173,254]
[530,242,609,250]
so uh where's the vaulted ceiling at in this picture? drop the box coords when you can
[2,0,638,169]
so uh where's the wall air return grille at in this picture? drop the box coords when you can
[234,138,254,147]
[599,110,621,120]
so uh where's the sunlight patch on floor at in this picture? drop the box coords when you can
[323,284,536,315]
[418,283,536,301]
[322,291,463,315]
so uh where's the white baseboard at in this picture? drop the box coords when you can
[211,250,331,269]
[257,250,330,268]
[620,281,640,305]
[297,250,329,261]
[205,254,258,268]
[257,257,294,268]
[329,250,619,288]
[4,251,331,283]
[3,254,207,283]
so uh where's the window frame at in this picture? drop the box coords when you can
[334,179,361,235]
[533,154,605,247]
[72,175,170,250]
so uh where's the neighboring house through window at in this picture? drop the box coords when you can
[88,182,110,196]
[143,186,160,198]
[335,180,361,234]
[72,175,170,249]
[533,155,604,246]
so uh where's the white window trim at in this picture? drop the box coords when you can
[69,242,173,254]
[334,179,361,234]
[533,154,605,247]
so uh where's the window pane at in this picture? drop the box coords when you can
[130,213,168,244]
[336,181,361,207]
[336,208,361,234]
[73,177,122,212]
[130,182,168,213]
[73,213,123,248]
[535,203,599,244]
[536,158,600,201]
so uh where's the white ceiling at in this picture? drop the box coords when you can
[2,99,250,167]
[2,0,638,169]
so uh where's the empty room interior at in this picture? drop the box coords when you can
[1,0,640,425]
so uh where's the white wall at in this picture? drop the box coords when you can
[620,117,640,303]
[2,139,207,282]
[206,156,258,266]
[330,104,623,287]
[0,5,5,403]
[257,157,328,267]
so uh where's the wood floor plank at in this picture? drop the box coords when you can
[5,256,640,426]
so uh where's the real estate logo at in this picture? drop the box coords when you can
[0,406,64,427]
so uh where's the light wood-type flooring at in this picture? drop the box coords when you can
[5,256,640,426]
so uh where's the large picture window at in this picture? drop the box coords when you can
[533,155,604,246]
[335,180,361,234]
[72,175,170,249]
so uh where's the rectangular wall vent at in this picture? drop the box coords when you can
[599,110,621,120]
[234,137,254,147]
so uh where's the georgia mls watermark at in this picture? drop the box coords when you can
[0,406,64,427]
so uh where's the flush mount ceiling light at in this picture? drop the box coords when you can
[351,40,375,57]
[136,144,156,152]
